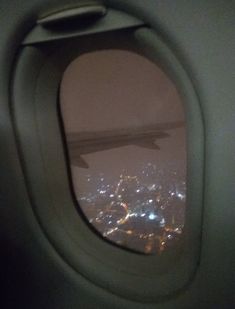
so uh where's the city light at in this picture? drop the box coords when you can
[76,163,186,254]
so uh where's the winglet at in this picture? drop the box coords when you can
[135,140,160,150]
[70,156,89,168]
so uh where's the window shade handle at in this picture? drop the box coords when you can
[37,3,107,26]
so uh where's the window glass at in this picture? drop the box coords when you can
[59,50,186,254]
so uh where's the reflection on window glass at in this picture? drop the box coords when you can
[60,50,186,254]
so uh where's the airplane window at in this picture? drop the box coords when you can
[59,50,186,254]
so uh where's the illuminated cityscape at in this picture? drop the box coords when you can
[75,162,186,254]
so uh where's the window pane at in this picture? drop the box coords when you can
[59,50,186,254]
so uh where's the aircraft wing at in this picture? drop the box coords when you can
[66,121,184,168]
[69,155,90,168]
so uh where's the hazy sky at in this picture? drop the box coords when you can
[60,50,185,132]
[60,49,186,185]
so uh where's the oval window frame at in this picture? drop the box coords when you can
[59,48,188,256]
[12,9,204,302]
